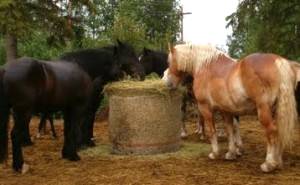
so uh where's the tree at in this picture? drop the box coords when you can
[103,0,181,51]
[0,0,93,63]
[0,0,181,64]
[226,0,300,60]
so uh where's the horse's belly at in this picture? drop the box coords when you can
[209,75,256,114]
[226,74,257,114]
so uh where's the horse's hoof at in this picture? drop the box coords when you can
[236,148,243,156]
[21,140,34,147]
[217,131,226,137]
[194,129,202,134]
[36,133,41,139]
[180,132,188,139]
[87,140,96,147]
[199,135,205,140]
[68,154,81,161]
[208,152,218,160]
[225,152,237,160]
[21,163,30,174]
[260,162,278,173]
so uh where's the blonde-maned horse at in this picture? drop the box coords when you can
[163,44,298,172]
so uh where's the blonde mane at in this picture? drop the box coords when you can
[172,44,230,74]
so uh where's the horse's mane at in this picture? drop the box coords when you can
[173,44,231,73]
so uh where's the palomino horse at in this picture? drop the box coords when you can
[163,44,297,172]
[139,48,207,138]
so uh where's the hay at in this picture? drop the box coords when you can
[80,143,210,159]
[104,79,184,97]
[105,79,183,155]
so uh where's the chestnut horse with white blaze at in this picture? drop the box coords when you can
[163,44,297,172]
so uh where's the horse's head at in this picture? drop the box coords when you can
[139,47,154,75]
[113,40,145,80]
[162,44,185,89]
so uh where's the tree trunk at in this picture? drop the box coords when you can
[5,33,18,63]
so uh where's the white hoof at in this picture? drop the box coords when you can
[194,129,202,134]
[199,134,205,140]
[208,152,218,160]
[36,133,41,139]
[236,148,243,156]
[217,130,226,137]
[181,131,188,139]
[225,152,236,160]
[21,163,30,174]
[260,162,278,173]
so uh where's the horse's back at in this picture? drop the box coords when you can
[60,48,114,80]
[4,58,91,110]
[49,61,91,96]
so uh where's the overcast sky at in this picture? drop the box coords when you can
[181,0,239,49]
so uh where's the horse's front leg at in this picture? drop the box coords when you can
[81,77,103,148]
[11,110,31,173]
[62,108,81,161]
[180,94,189,138]
[198,103,219,159]
[222,113,238,160]
[195,114,205,140]
[257,103,282,172]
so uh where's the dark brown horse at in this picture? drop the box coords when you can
[0,57,92,173]
[61,40,145,147]
[163,44,297,172]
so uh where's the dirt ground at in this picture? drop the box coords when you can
[1,114,300,185]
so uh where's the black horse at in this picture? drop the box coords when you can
[60,40,145,147]
[139,47,168,77]
[0,57,92,173]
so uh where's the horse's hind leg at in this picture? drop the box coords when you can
[222,113,238,160]
[49,115,57,138]
[196,115,205,140]
[11,110,31,173]
[18,113,33,146]
[37,114,47,138]
[257,103,282,172]
[198,103,219,159]
[233,116,243,156]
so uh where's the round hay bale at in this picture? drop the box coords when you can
[105,80,183,155]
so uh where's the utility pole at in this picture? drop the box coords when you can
[180,6,192,43]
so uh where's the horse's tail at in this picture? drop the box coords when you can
[275,58,298,149]
[0,68,10,163]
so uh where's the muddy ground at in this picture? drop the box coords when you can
[0,113,300,185]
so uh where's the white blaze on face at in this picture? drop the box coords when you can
[162,68,169,82]
[138,54,143,62]
[162,68,179,89]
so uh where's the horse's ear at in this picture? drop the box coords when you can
[168,43,175,54]
[143,47,150,55]
[117,39,123,47]
[113,45,119,56]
